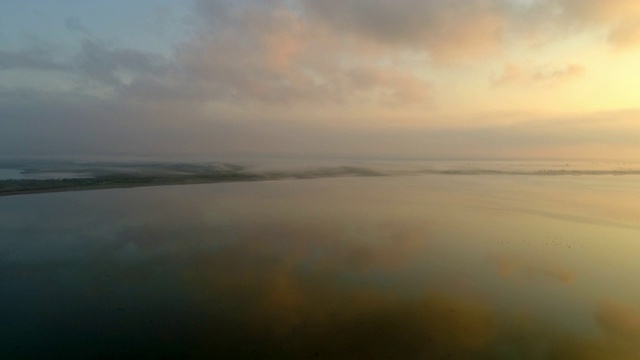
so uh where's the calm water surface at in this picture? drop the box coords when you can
[1,174,640,359]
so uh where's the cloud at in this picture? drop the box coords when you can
[170,1,432,107]
[0,38,171,93]
[3,84,640,158]
[302,0,508,64]
[492,62,585,86]
[0,87,248,157]
[607,19,640,49]
[0,48,68,72]
[175,6,333,104]
[531,63,585,81]
[525,0,640,49]
[64,16,91,35]
[2,0,640,158]
[76,39,170,86]
[348,66,431,106]
[298,0,640,64]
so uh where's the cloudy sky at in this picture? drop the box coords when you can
[2,0,640,159]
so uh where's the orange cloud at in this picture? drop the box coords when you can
[348,66,431,106]
[173,2,434,108]
[492,62,585,86]
[303,0,508,65]
[607,19,640,49]
[530,0,640,49]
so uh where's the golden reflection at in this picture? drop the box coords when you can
[5,175,640,359]
[171,220,640,358]
[487,254,576,284]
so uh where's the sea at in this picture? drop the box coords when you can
[1,159,640,359]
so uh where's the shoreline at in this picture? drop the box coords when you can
[3,167,640,197]
[0,164,392,197]
[0,176,266,197]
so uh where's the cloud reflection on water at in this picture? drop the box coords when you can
[487,254,576,285]
[175,220,499,358]
[173,220,640,359]
[2,176,640,358]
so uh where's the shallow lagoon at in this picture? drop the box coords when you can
[1,173,640,359]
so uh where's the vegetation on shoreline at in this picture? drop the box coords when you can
[0,162,387,196]
[0,173,266,196]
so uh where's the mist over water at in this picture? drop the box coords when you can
[3,158,640,183]
[2,169,640,359]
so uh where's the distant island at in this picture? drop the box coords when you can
[0,173,262,196]
[0,161,384,197]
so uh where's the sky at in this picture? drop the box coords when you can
[2,0,640,160]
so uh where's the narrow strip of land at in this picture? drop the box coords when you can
[3,162,640,197]
[0,171,275,197]
[0,165,387,197]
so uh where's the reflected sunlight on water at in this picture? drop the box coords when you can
[1,173,640,358]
